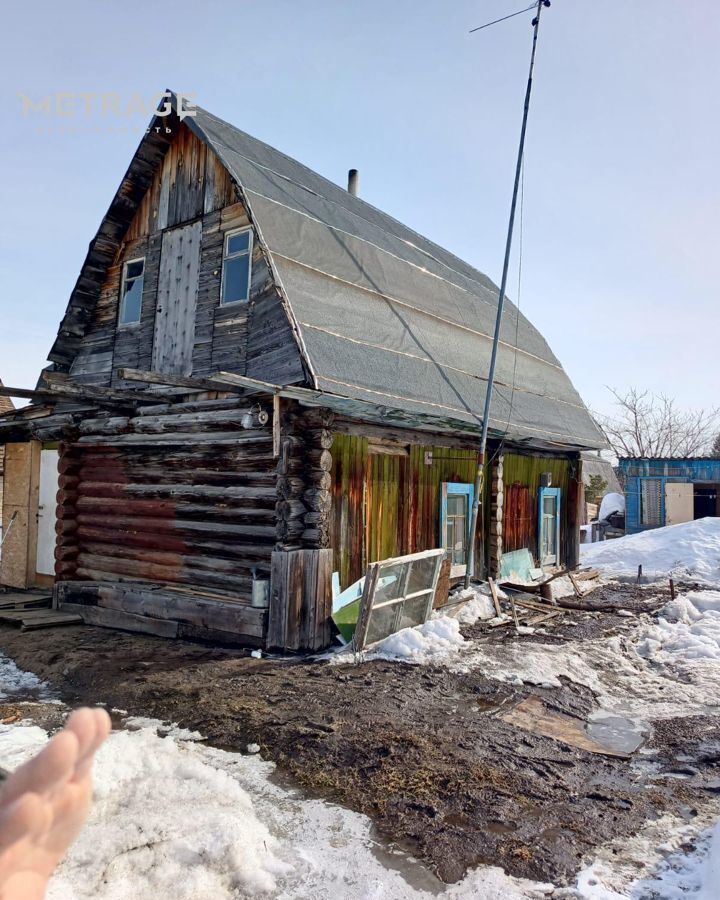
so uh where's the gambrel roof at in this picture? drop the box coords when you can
[50,94,606,451]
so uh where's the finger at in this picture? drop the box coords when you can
[0,731,79,807]
[72,708,111,779]
[0,793,50,853]
[64,709,98,761]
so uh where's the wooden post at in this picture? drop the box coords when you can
[488,454,504,578]
[268,548,333,651]
[566,455,583,570]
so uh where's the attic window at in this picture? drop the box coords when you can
[221,227,253,304]
[119,258,145,326]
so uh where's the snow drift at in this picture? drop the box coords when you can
[581,517,720,585]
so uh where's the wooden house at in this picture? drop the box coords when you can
[0,94,605,649]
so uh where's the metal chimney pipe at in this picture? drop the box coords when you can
[347,168,359,196]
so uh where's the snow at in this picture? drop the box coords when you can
[450,587,498,625]
[577,815,720,899]
[0,707,547,899]
[0,652,49,700]
[364,616,466,663]
[581,517,720,585]
[599,492,625,522]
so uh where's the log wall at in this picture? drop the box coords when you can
[54,396,278,599]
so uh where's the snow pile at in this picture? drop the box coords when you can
[581,518,720,585]
[368,616,466,663]
[47,723,290,898]
[635,590,720,695]
[599,492,625,521]
[0,652,49,700]
[451,587,497,625]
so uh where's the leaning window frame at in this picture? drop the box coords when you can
[440,482,475,578]
[220,226,254,306]
[117,256,146,328]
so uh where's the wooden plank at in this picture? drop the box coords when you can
[21,613,83,630]
[118,367,275,395]
[268,551,290,649]
[488,577,503,617]
[273,395,282,458]
[432,558,451,610]
[58,601,179,638]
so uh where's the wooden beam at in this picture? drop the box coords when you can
[0,386,57,403]
[118,367,270,396]
[42,371,178,405]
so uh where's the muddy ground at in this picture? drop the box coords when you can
[1,582,719,886]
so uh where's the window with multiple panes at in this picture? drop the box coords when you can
[440,482,474,575]
[118,258,145,325]
[221,227,253,304]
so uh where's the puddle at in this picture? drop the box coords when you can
[501,696,649,758]
[586,712,649,755]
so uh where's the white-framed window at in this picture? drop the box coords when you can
[118,257,145,326]
[221,227,253,305]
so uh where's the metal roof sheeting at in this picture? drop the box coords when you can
[187,104,605,451]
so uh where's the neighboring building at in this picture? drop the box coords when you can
[620,458,720,534]
[581,452,621,497]
[0,381,15,539]
[580,451,621,522]
[0,94,605,648]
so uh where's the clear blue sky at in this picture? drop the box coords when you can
[1,0,717,417]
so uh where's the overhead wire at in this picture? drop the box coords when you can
[469,3,538,33]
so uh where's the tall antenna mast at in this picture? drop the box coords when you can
[465,0,550,588]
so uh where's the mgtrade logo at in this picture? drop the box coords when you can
[18,90,197,133]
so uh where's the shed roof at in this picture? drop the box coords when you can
[50,95,606,452]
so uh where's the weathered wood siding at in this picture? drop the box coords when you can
[65,123,305,388]
[329,432,486,589]
[502,453,576,563]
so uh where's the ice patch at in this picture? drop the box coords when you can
[0,652,50,700]
[581,518,720,585]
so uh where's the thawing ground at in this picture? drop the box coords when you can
[2,520,720,897]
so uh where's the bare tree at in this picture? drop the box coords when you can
[711,431,720,458]
[596,388,720,458]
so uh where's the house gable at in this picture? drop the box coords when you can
[50,115,307,388]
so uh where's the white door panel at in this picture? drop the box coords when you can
[36,449,59,576]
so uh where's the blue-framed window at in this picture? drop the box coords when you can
[440,482,474,575]
[538,486,561,566]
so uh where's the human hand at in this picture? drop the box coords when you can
[0,707,111,900]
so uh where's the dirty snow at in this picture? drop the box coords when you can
[581,517,720,585]
[0,707,547,900]
[577,813,720,899]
